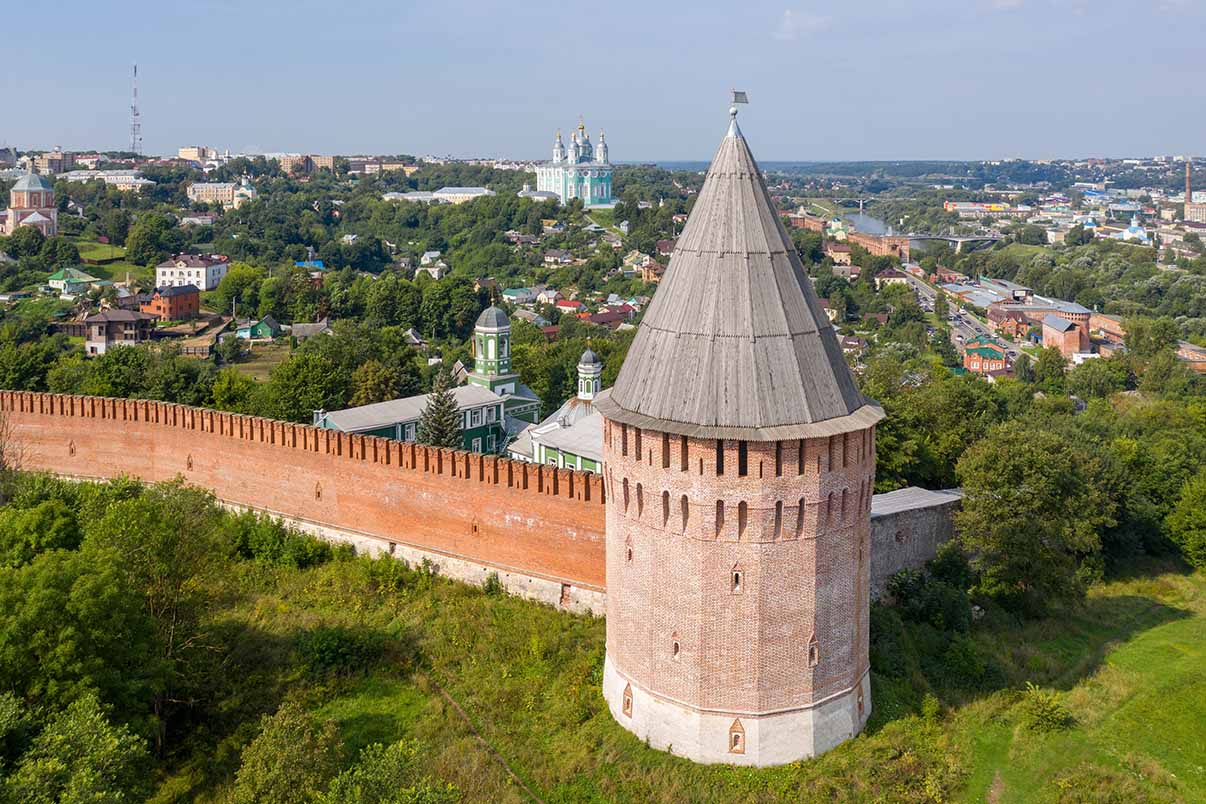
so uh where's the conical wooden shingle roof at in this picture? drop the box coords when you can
[596,112,883,441]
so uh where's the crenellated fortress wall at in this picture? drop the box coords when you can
[0,392,957,616]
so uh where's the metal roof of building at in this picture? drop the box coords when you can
[319,383,501,433]
[12,170,52,192]
[1042,314,1077,332]
[475,305,509,329]
[870,486,962,518]
[595,111,882,441]
[537,409,604,463]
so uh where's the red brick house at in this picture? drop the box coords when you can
[987,307,1028,339]
[962,335,1008,375]
[141,284,200,321]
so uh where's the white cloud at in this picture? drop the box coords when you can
[773,9,829,41]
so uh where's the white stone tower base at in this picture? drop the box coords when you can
[602,655,871,767]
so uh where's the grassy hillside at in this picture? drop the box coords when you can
[0,476,1200,803]
[164,552,1202,803]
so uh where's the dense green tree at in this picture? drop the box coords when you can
[125,212,183,266]
[1167,469,1206,569]
[417,368,462,448]
[1033,346,1067,392]
[99,208,131,246]
[318,740,459,804]
[212,262,269,318]
[349,359,407,407]
[0,549,159,719]
[0,500,80,568]
[956,421,1115,616]
[211,367,259,412]
[1016,224,1047,246]
[81,483,228,753]
[38,238,80,269]
[264,351,347,422]
[1123,316,1179,357]
[2,693,150,804]
[0,226,45,259]
[230,702,345,804]
[1067,356,1131,399]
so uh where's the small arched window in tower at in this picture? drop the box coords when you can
[680,435,689,471]
[622,683,632,717]
[636,483,644,517]
[731,564,744,593]
[634,427,642,461]
[737,441,748,476]
[728,719,745,754]
[622,478,630,512]
[680,495,689,532]
[661,490,670,526]
[775,441,783,476]
[808,635,820,668]
[737,501,748,540]
[671,631,680,660]
[662,432,670,468]
[796,498,806,538]
[798,438,806,475]
[621,424,628,457]
[774,500,783,539]
[715,500,725,537]
[625,537,633,564]
[715,440,725,475]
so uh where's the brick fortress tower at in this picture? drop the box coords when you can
[594,105,884,766]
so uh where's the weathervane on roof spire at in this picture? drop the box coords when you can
[728,90,748,137]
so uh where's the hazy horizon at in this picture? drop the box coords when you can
[5,0,1205,162]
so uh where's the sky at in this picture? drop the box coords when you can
[5,0,1206,162]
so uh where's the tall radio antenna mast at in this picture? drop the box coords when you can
[130,64,142,156]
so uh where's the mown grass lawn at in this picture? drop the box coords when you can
[231,341,292,381]
[154,556,1204,803]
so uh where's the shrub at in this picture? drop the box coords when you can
[482,571,504,597]
[887,568,971,633]
[869,602,910,679]
[1019,681,1074,733]
[230,511,333,568]
[317,740,459,804]
[296,626,386,675]
[231,701,345,804]
[1167,469,1206,570]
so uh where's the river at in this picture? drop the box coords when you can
[843,212,891,236]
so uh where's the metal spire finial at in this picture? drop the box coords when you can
[728,90,748,137]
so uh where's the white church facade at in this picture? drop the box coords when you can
[535,121,614,207]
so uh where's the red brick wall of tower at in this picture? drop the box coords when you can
[602,419,876,714]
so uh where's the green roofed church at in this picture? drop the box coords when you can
[314,306,541,454]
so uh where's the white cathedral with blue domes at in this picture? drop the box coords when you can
[535,121,614,207]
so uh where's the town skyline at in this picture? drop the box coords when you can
[6,0,1206,161]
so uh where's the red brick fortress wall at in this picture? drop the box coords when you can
[0,392,606,597]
